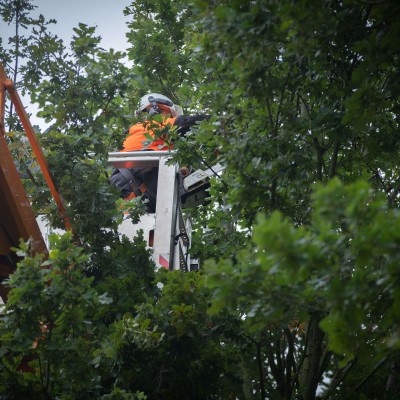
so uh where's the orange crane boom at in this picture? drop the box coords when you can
[0,64,71,231]
[0,63,70,303]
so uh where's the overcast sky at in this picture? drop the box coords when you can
[31,0,131,52]
[0,0,133,127]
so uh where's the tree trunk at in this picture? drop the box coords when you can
[299,312,325,400]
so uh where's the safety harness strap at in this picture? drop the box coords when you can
[118,168,147,198]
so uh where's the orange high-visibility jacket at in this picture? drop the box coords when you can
[122,117,177,152]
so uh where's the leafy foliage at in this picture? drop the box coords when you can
[95,270,240,400]
[205,179,400,398]
[0,233,102,398]
[1,0,400,399]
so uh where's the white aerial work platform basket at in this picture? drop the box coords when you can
[108,151,222,271]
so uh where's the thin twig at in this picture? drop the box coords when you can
[275,61,294,135]
[345,356,388,399]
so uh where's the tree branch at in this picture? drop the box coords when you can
[345,357,388,399]
[275,61,294,135]
[256,341,267,400]
[320,358,357,400]
[265,95,274,130]
[284,327,295,400]
[328,138,340,179]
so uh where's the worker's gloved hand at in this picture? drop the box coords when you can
[179,167,190,177]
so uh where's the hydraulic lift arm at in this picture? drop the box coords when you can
[0,63,71,231]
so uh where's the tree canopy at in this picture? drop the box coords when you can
[1,0,400,399]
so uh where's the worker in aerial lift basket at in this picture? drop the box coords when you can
[109,93,209,213]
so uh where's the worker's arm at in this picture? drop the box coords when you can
[174,114,210,136]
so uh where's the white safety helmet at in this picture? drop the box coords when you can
[138,93,183,117]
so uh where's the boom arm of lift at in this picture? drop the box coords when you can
[0,63,70,303]
[0,64,71,231]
